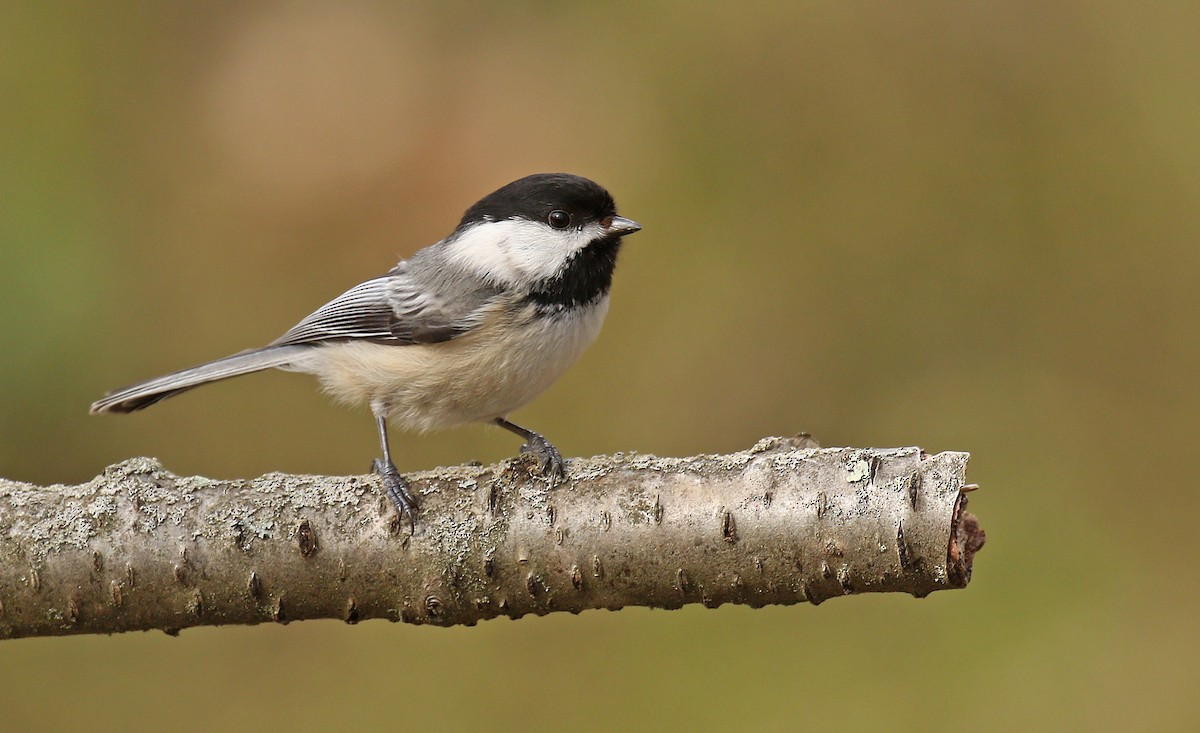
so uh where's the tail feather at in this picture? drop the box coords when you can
[90,345,311,414]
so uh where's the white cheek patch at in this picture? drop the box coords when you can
[445,219,605,285]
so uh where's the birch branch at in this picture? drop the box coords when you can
[0,438,984,639]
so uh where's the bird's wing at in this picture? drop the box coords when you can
[269,269,497,347]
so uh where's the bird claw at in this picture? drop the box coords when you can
[373,458,419,533]
[519,436,566,484]
[494,418,567,487]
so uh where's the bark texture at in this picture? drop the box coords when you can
[0,438,984,639]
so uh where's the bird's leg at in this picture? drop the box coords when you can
[372,407,418,531]
[493,417,566,482]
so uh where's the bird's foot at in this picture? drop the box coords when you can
[372,458,419,533]
[519,433,566,484]
[493,417,567,487]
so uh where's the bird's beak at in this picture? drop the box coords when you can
[604,216,642,235]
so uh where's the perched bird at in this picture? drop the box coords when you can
[91,173,641,527]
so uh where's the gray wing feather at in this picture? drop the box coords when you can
[270,277,397,345]
[270,267,497,347]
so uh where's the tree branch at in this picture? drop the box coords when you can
[0,438,984,639]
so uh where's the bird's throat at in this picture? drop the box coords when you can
[526,236,621,311]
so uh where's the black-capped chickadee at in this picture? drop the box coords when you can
[91,173,641,526]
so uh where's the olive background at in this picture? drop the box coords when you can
[3,3,1198,731]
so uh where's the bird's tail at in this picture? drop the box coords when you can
[90,344,311,414]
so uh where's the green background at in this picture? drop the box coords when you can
[3,2,1197,730]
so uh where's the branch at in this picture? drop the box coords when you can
[0,438,984,639]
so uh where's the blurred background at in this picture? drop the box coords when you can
[2,1,1198,730]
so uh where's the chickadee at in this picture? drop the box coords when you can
[91,173,641,526]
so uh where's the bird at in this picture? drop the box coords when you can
[91,173,641,528]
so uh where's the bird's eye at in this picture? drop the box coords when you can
[547,210,571,230]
